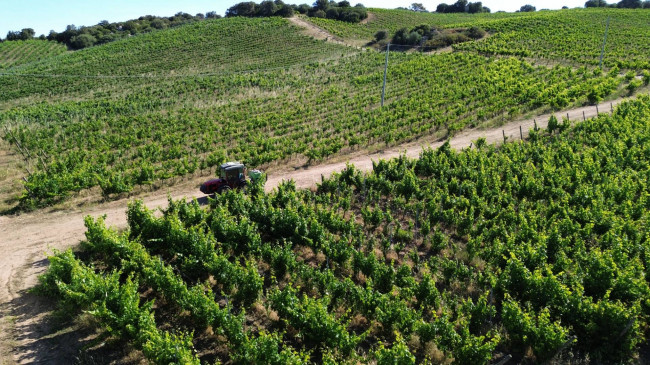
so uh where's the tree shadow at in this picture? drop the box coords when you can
[1,258,140,364]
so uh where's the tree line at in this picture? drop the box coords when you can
[1,12,221,50]
[226,0,368,23]
[585,0,650,7]
[374,24,486,49]
[406,0,649,13]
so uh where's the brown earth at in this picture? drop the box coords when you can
[0,97,628,363]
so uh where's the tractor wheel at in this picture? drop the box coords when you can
[217,186,231,194]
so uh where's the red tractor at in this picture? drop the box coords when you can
[200,162,263,194]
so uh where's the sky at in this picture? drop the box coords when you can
[1,0,589,38]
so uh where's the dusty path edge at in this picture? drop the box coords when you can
[0,96,630,363]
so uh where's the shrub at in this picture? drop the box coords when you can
[312,9,326,18]
[326,8,340,19]
[70,33,97,50]
[466,26,486,39]
[374,30,388,42]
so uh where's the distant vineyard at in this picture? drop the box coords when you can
[0,17,353,104]
[308,8,519,42]
[311,8,650,71]
[0,40,67,69]
[39,95,650,364]
[2,51,625,208]
[453,8,650,70]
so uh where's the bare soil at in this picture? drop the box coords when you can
[0,97,628,363]
[288,16,358,47]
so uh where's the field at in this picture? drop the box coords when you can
[2,5,650,364]
[39,95,650,364]
[0,14,639,210]
[453,9,650,70]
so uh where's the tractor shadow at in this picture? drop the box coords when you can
[195,196,211,206]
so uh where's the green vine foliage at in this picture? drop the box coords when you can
[37,96,650,363]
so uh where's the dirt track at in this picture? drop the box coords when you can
[0,98,627,363]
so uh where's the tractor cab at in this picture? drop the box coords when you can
[200,162,265,195]
[219,162,247,185]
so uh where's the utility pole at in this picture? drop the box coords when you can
[599,16,610,69]
[381,43,390,107]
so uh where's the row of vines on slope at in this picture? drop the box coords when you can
[2,52,630,208]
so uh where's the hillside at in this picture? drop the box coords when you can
[1,11,644,211]
[0,40,67,69]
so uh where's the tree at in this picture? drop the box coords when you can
[326,7,340,18]
[226,2,258,17]
[205,11,221,18]
[313,0,329,10]
[451,0,468,12]
[258,0,279,16]
[6,28,36,41]
[468,1,484,13]
[467,26,486,39]
[410,3,427,11]
[519,4,537,11]
[374,30,388,42]
[617,0,642,7]
[296,4,311,13]
[338,1,351,6]
[70,33,97,49]
[276,4,295,17]
[585,0,601,5]
[150,18,167,29]
[436,3,450,12]
[20,28,35,40]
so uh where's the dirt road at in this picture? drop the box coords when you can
[0,98,627,363]
[288,16,352,46]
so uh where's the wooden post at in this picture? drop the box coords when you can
[596,105,599,114]
[502,130,506,143]
[583,110,586,121]
[520,125,523,140]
